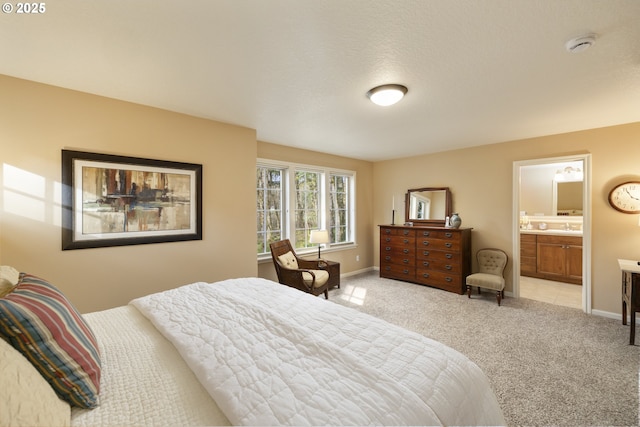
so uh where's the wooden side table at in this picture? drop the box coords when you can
[618,259,640,345]
[320,260,340,289]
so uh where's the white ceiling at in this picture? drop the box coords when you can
[1,0,639,161]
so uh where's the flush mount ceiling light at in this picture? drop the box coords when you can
[366,84,408,106]
[565,34,597,53]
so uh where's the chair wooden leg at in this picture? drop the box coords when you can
[324,289,328,299]
[477,287,481,295]
[496,291,502,306]
[467,285,471,298]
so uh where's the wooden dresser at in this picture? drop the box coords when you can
[379,225,472,294]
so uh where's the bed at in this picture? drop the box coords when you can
[1,271,506,426]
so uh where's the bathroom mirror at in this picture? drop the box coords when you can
[553,180,583,215]
[405,187,451,226]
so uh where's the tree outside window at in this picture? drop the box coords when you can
[256,167,283,254]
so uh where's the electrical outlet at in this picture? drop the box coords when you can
[356,255,360,262]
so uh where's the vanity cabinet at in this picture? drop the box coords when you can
[536,235,582,284]
[520,233,537,276]
[520,233,582,285]
[380,225,472,294]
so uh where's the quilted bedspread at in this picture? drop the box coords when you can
[131,277,505,426]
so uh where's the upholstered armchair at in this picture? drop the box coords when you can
[466,248,508,306]
[269,239,331,299]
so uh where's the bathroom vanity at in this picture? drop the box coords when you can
[520,230,582,285]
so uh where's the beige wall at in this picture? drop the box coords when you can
[3,74,639,317]
[0,75,257,313]
[373,122,640,315]
[256,141,374,282]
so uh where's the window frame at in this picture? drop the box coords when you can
[257,158,356,260]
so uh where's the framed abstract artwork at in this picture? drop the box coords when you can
[61,150,202,250]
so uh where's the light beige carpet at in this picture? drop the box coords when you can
[329,272,639,427]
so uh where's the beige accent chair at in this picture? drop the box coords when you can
[270,239,331,299]
[466,248,508,306]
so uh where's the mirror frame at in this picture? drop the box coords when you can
[405,187,452,226]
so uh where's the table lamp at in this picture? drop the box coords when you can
[309,230,330,259]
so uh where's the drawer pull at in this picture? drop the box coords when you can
[384,229,391,234]
[403,249,410,254]
[422,273,430,278]
[423,261,429,267]
[385,256,391,261]
[385,266,391,271]
[385,237,391,242]
[446,253,452,259]
[403,239,409,244]
[385,246,392,251]
[445,242,452,248]
[403,259,409,264]
[403,269,409,274]
[423,241,429,246]
[445,265,452,270]
[445,232,452,238]
[403,230,410,236]
[423,250,430,256]
[445,277,452,282]
[422,231,430,236]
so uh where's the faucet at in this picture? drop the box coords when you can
[564,222,571,231]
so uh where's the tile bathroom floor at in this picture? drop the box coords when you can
[519,276,582,309]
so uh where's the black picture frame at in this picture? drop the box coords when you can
[61,150,202,250]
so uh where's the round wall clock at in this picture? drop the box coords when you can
[608,181,640,214]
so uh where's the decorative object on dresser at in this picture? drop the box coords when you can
[466,248,508,306]
[379,225,472,294]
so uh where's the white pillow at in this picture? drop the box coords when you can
[0,266,20,297]
[277,251,299,270]
[0,338,71,427]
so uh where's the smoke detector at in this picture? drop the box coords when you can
[565,34,597,53]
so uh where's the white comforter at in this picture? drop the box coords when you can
[131,277,505,426]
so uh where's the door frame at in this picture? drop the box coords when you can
[512,154,592,313]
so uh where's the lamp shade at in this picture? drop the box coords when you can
[310,229,330,244]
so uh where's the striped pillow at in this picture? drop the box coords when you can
[0,273,101,409]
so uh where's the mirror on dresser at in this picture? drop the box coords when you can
[405,187,452,226]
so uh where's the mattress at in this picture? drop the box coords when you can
[70,305,230,426]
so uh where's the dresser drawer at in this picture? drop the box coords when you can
[416,229,461,241]
[380,235,416,247]
[417,238,460,252]
[380,263,415,280]
[417,257,460,273]
[380,244,415,258]
[381,252,416,267]
[380,227,416,237]
[415,269,462,293]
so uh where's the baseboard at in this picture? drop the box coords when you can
[341,266,376,278]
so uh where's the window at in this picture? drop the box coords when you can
[257,160,355,257]
[294,170,321,249]
[329,174,350,244]
[256,166,284,254]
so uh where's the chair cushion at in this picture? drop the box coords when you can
[466,272,505,291]
[477,250,507,275]
[302,270,329,288]
[277,251,299,270]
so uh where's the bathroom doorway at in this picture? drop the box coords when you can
[512,154,592,313]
